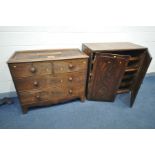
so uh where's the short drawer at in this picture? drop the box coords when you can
[9,62,52,78]
[15,72,86,91]
[53,59,87,73]
[14,76,50,91]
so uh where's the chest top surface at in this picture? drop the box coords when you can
[8,48,88,63]
[83,42,147,52]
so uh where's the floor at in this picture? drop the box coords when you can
[0,74,155,129]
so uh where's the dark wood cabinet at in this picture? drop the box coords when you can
[8,49,88,113]
[82,42,152,106]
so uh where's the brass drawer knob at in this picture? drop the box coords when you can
[30,67,36,73]
[68,77,73,81]
[33,81,38,86]
[68,64,74,69]
[68,89,73,94]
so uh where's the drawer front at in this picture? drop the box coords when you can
[19,87,85,105]
[53,59,87,73]
[14,76,49,91]
[19,91,50,105]
[49,72,86,88]
[15,72,86,91]
[9,62,52,78]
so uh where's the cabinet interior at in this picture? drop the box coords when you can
[114,50,144,94]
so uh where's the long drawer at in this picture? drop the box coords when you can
[14,72,86,92]
[19,87,85,105]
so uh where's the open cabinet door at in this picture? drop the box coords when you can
[88,53,129,101]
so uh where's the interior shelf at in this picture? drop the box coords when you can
[117,89,130,94]
[125,67,139,72]
[129,56,139,61]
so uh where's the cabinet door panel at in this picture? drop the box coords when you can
[88,53,129,101]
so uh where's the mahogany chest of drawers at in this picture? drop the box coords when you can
[82,42,152,107]
[8,49,88,113]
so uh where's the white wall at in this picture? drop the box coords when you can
[0,26,155,94]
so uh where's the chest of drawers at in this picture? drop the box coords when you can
[8,49,88,113]
[82,42,152,107]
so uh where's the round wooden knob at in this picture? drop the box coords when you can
[30,67,36,73]
[33,81,38,86]
[68,89,73,94]
[68,77,73,81]
[68,64,73,69]
[36,95,40,100]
